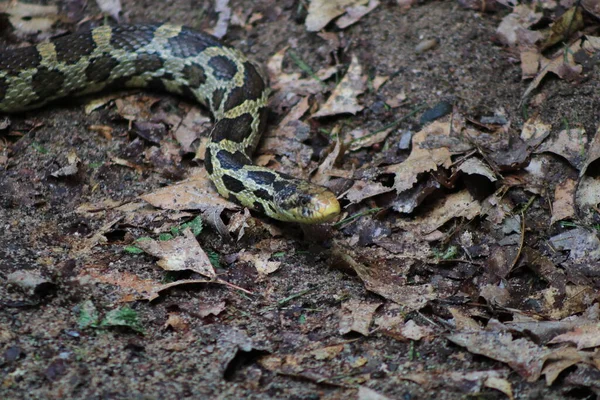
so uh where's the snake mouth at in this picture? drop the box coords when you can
[306,191,341,224]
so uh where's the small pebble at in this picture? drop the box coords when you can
[415,38,439,54]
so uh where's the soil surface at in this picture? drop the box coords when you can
[2,0,600,399]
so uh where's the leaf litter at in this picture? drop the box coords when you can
[5,0,600,398]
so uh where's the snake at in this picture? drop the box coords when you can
[0,24,340,223]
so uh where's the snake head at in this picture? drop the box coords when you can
[273,181,340,224]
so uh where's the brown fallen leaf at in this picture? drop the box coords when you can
[336,0,379,29]
[580,124,600,176]
[397,190,482,236]
[448,331,551,382]
[457,157,497,182]
[136,228,215,278]
[82,267,212,302]
[174,105,211,153]
[401,370,514,400]
[551,178,576,224]
[522,40,583,102]
[140,168,238,214]
[386,121,453,194]
[536,126,587,170]
[338,299,382,336]
[332,246,436,310]
[305,0,370,32]
[344,180,393,205]
[495,4,542,46]
[549,325,600,350]
[576,176,600,223]
[313,54,366,118]
[115,95,161,122]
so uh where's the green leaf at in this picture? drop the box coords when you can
[100,306,144,334]
[123,245,144,254]
[77,300,99,329]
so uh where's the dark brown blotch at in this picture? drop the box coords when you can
[253,188,273,202]
[182,63,207,88]
[223,61,266,112]
[110,25,157,53]
[31,67,65,99]
[247,170,276,186]
[85,55,119,82]
[133,53,164,74]
[208,55,238,81]
[273,180,297,199]
[253,201,266,214]
[145,78,168,93]
[211,88,226,111]
[0,77,8,103]
[222,175,246,193]
[167,29,220,58]
[54,31,96,64]
[204,147,214,175]
[0,46,42,75]
[211,114,254,144]
[216,149,251,172]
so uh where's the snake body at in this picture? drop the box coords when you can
[0,24,340,223]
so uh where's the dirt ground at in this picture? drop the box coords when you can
[2,0,600,399]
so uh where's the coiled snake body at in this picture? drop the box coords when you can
[0,24,340,223]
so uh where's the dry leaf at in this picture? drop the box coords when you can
[136,228,216,279]
[141,169,238,214]
[95,0,121,21]
[0,1,59,37]
[448,332,551,382]
[551,178,576,224]
[549,325,600,349]
[305,0,370,32]
[336,0,380,29]
[387,121,453,194]
[397,190,482,236]
[313,54,365,117]
[338,299,381,336]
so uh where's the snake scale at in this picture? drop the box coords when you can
[0,24,340,223]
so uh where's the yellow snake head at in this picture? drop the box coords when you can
[272,181,341,224]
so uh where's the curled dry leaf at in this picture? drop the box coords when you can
[457,157,497,182]
[313,54,366,118]
[522,39,583,102]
